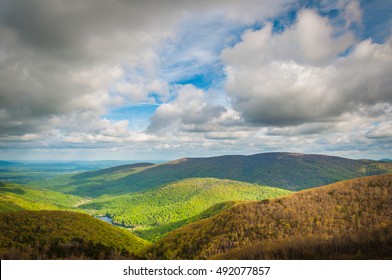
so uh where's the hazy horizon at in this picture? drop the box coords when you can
[0,151,390,162]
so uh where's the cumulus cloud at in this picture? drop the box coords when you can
[222,9,392,126]
[114,78,170,103]
[366,120,392,139]
[343,0,362,27]
[148,85,227,132]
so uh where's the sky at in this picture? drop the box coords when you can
[0,0,391,161]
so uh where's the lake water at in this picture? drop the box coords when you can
[95,215,133,229]
[95,215,113,224]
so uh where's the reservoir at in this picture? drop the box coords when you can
[95,215,133,229]
[96,215,113,224]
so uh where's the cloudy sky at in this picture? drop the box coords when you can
[0,0,391,161]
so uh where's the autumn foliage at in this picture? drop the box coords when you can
[146,174,392,259]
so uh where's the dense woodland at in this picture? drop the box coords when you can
[79,178,291,241]
[215,224,392,259]
[0,211,148,259]
[0,182,80,211]
[146,174,392,259]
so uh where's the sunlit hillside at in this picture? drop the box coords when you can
[146,174,392,259]
[0,210,149,259]
[79,178,291,241]
[0,182,81,212]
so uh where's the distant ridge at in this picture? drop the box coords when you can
[34,152,392,196]
[73,162,154,179]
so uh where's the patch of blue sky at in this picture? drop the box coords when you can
[337,45,355,58]
[295,0,391,43]
[270,8,298,34]
[104,103,159,131]
[147,92,163,104]
[360,0,392,43]
[157,15,252,90]
[171,60,226,90]
[175,73,212,89]
[265,1,347,36]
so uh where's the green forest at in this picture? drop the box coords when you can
[0,211,148,259]
[0,182,81,211]
[79,178,291,241]
[0,153,391,259]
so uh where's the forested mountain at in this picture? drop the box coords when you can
[32,152,392,196]
[0,182,81,211]
[2,153,392,260]
[0,211,149,259]
[78,178,291,241]
[145,174,392,260]
[73,162,154,179]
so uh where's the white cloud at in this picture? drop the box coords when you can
[148,84,227,132]
[221,9,392,126]
[366,120,392,139]
[114,78,170,103]
[222,10,354,67]
[344,0,362,27]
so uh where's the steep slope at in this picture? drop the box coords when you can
[0,182,81,211]
[216,224,392,260]
[32,152,392,196]
[0,210,149,259]
[146,174,392,260]
[79,178,291,241]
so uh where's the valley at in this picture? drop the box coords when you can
[79,178,291,241]
[0,152,391,259]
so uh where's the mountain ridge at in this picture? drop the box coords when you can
[33,152,392,196]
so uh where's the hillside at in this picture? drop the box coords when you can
[145,174,392,259]
[72,162,154,179]
[0,210,149,259]
[0,182,81,212]
[30,162,157,196]
[32,153,392,196]
[78,178,291,241]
